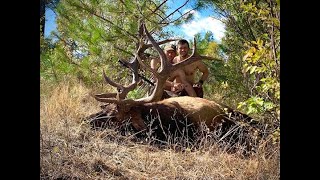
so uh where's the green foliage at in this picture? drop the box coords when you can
[239,1,280,121]
[197,0,280,124]
[127,88,146,99]
[192,31,249,107]
[41,0,173,86]
[237,96,274,114]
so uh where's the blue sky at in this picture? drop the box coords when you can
[44,1,225,42]
[164,1,225,42]
[44,8,57,37]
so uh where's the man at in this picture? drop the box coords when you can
[172,39,209,98]
[150,44,197,98]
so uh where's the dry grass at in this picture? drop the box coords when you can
[40,81,280,180]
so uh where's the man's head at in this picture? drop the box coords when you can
[177,39,190,58]
[164,44,177,61]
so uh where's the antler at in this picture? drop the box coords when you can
[93,22,208,106]
[140,23,207,102]
[94,59,139,102]
[170,37,200,71]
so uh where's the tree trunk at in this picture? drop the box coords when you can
[40,0,46,36]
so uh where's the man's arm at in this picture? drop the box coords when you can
[197,61,209,83]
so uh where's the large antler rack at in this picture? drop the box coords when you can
[140,23,203,102]
[93,22,213,106]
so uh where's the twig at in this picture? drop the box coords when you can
[159,0,190,23]
[148,0,168,17]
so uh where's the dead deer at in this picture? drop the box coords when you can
[85,22,263,152]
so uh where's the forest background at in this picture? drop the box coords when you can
[40,0,280,179]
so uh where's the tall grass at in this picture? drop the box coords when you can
[40,80,279,179]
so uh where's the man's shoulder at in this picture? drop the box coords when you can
[194,59,205,66]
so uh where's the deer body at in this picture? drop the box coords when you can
[88,96,253,142]
[155,96,231,129]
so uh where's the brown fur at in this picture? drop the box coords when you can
[86,96,256,140]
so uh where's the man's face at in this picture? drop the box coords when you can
[177,43,189,57]
[165,50,176,61]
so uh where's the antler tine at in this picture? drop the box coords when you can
[145,39,178,49]
[134,33,161,79]
[143,23,169,72]
[92,70,124,101]
[103,69,124,91]
[94,69,145,105]
[94,93,117,99]
[90,89,119,104]
[125,71,138,92]
[127,58,139,72]
[138,19,144,38]
[93,96,122,104]
[94,59,141,103]
[135,53,160,78]
[192,37,196,56]
[118,58,140,98]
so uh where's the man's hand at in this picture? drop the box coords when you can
[193,80,204,88]
[172,82,185,93]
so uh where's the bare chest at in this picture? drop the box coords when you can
[183,63,198,75]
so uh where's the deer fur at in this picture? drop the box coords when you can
[86,96,258,144]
